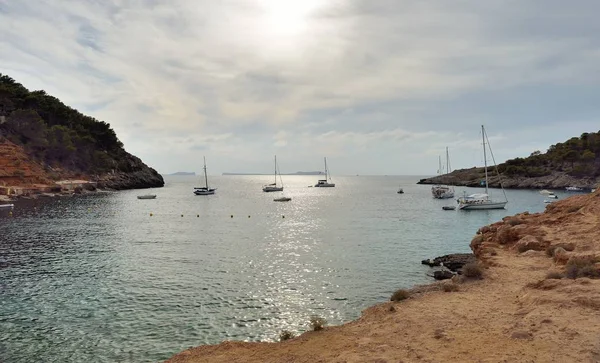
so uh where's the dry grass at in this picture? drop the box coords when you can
[442,283,460,292]
[545,271,564,280]
[390,289,410,302]
[309,316,327,331]
[497,227,519,245]
[506,218,524,226]
[462,262,484,279]
[279,330,295,342]
[565,256,600,279]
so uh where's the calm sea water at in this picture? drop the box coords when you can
[0,175,565,362]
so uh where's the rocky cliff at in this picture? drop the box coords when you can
[0,74,163,193]
[418,167,599,189]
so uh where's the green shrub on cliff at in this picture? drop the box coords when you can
[500,132,600,178]
[0,74,127,174]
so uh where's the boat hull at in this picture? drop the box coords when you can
[137,195,156,199]
[459,201,507,210]
[263,187,283,192]
[194,188,216,195]
[314,183,335,187]
[274,197,291,202]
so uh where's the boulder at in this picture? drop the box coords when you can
[433,270,454,280]
[553,247,569,265]
[423,253,477,272]
[515,235,544,253]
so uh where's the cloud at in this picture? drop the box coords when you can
[1,0,599,174]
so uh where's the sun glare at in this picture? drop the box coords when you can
[261,0,322,37]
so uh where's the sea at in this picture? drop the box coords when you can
[0,175,568,362]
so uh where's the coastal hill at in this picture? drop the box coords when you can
[418,131,600,189]
[0,74,163,192]
[168,190,600,362]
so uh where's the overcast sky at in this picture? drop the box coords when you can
[1,0,599,175]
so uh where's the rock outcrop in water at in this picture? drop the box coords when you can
[167,190,600,363]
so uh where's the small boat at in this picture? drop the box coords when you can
[457,125,508,210]
[314,157,335,187]
[539,190,552,195]
[544,199,554,204]
[263,156,284,192]
[566,186,583,192]
[546,193,558,199]
[397,188,404,194]
[274,197,292,202]
[0,204,15,209]
[442,205,456,211]
[137,195,156,200]
[194,157,216,195]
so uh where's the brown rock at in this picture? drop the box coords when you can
[553,247,569,265]
[515,235,544,253]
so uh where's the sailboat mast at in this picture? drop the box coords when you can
[274,155,277,185]
[203,156,209,189]
[324,157,328,180]
[446,147,451,173]
[482,125,489,195]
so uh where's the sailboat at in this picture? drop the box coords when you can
[194,156,216,195]
[458,125,508,210]
[431,147,455,199]
[263,155,284,192]
[314,157,335,187]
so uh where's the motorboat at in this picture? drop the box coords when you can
[566,186,584,192]
[458,125,508,210]
[546,192,558,199]
[0,204,14,209]
[314,157,335,187]
[263,155,285,192]
[274,197,292,202]
[442,205,456,210]
[194,156,216,195]
[137,195,156,200]
[539,190,552,195]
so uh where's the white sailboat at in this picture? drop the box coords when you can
[194,156,216,195]
[458,125,508,210]
[314,157,335,187]
[432,147,455,199]
[263,155,284,192]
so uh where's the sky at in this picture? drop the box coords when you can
[1,0,600,175]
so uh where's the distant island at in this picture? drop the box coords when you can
[223,171,324,176]
[167,172,196,176]
[418,131,600,189]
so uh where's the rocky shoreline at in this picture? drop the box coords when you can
[418,168,599,190]
[167,190,600,363]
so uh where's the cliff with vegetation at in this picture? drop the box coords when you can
[0,74,163,193]
[418,132,600,189]
[167,191,600,363]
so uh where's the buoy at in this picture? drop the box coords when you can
[197,214,199,217]
[248,215,250,218]
[181,214,184,217]
[231,215,233,218]
[150,213,153,216]
[282,215,285,218]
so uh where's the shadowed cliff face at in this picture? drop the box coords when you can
[97,153,164,190]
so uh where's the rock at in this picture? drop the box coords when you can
[423,253,476,272]
[470,235,484,250]
[515,235,544,253]
[433,270,454,280]
[553,247,569,265]
[96,153,164,190]
[421,259,440,267]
